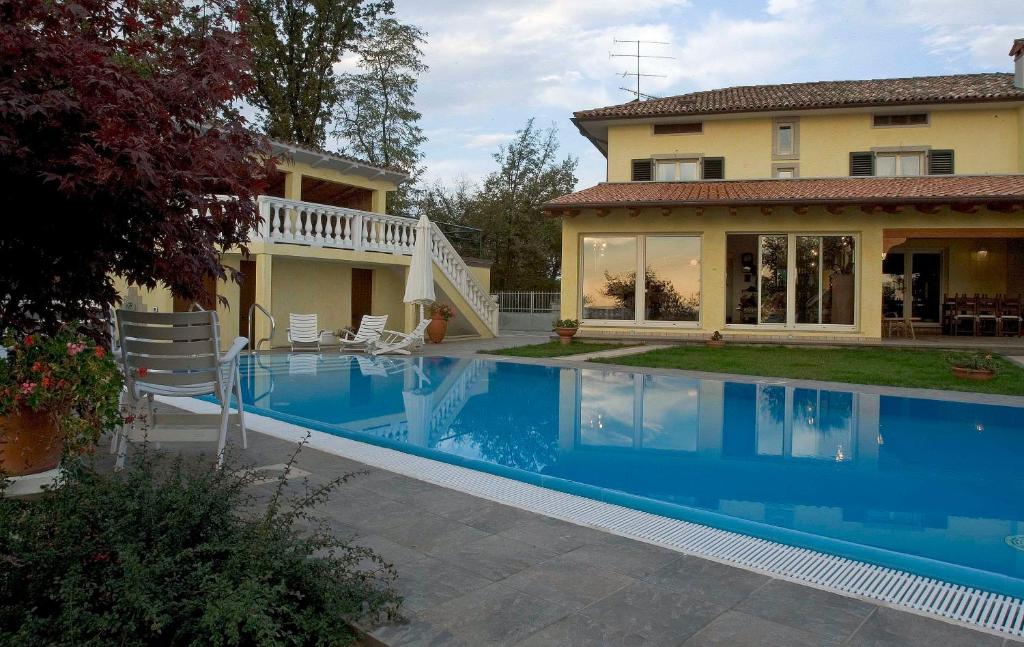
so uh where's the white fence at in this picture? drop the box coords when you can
[492,291,561,331]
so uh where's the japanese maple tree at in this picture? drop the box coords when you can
[0,0,274,336]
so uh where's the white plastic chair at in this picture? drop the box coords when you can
[339,315,388,352]
[370,319,430,356]
[113,310,248,468]
[287,313,323,351]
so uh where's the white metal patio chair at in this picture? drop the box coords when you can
[370,319,430,356]
[287,313,323,351]
[338,314,388,352]
[113,310,248,468]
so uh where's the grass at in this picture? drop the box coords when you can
[590,345,1024,396]
[485,340,631,358]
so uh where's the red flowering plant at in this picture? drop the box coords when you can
[0,327,122,456]
[427,303,456,321]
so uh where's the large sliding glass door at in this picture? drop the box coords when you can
[728,233,858,329]
[580,234,702,326]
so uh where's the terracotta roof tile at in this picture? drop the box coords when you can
[574,74,1024,121]
[545,176,1024,209]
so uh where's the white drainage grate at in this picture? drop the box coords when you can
[166,397,1024,640]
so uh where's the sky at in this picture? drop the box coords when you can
[374,0,1023,190]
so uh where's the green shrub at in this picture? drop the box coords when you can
[553,319,579,328]
[0,446,400,645]
[945,351,997,372]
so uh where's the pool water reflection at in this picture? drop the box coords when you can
[234,353,1024,597]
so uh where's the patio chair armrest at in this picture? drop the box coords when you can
[378,329,406,343]
[219,337,249,366]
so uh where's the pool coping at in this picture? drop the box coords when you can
[165,394,1024,641]
[474,352,1024,408]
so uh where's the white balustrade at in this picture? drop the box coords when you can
[255,196,498,334]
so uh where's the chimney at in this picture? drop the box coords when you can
[1012,38,1024,89]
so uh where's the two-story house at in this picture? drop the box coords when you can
[116,140,498,349]
[546,39,1024,341]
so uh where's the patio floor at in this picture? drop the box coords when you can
[97,413,1020,647]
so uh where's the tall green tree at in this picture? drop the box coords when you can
[336,17,427,216]
[439,120,576,290]
[242,0,391,147]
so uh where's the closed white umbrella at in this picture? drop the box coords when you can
[403,213,436,321]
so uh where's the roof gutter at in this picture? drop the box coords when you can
[543,195,1024,211]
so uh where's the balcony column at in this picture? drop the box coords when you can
[254,253,273,345]
[284,171,302,200]
[371,189,387,214]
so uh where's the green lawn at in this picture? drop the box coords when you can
[591,345,1024,396]
[485,340,630,358]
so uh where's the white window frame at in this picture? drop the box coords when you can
[772,163,799,179]
[578,232,703,329]
[772,117,799,160]
[654,158,700,182]
[725,232,861,332]
[874,151,925,177]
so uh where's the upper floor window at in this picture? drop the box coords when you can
[873,113,928,127]
[656,158,699,181]
[850,150,954,176]
[772,164,798,179]
[773,118,799,160]
[653,122,703,135]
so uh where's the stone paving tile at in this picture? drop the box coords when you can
[562,534,683,578]
[389,555,493,614]
[845,607,1004,647]
[734,579,875,645]
[436,500,541,534]
[680,610,826,647]
[499,517,614,553]
[501,554,636,611]
[642,555,769,607]
[418,582,570,647]
[513,613,654,646]
[352,533,429,567]
[370,616,469,647]
[577,580,733,644]
[430,533,556,582]
[378,513,490,556]
[325,493,423,535]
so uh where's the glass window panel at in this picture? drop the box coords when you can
[581,236,637,320]
[899,154,922,176]
[726,234,759,325]
[679,160,699,181]
[755,385,785,456]
[875,155,896,176]
[795,236,821,324]
[911,252,941,323]
[579,372,635,447]
[882,252,906,318]
[821,236,856,324]
[641,375,699,451]
[759,235,788,324]
[775,168,795,179]
[655,161,677,181]
[645,236,701,322]
[777,125,793,155]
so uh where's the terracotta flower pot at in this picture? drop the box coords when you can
[951,366,995,381]
[555,327,578,345]
[426,317,449,344]
[0,408,62,476]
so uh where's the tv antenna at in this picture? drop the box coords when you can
[610,39,673,100]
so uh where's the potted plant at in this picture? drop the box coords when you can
[706,330,725,348]
[553,319,580,344]
[947,352,997,381]
[0,327,122,477]
[426,303,455,344]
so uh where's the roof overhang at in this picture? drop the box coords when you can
[270,140,410,186]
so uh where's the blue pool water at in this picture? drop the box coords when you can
[229,353,1024,597]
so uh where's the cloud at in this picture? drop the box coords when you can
[463,133,516,149]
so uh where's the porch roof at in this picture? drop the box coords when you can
[544,175,1024,214]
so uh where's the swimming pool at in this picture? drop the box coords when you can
[230,353,1024,598]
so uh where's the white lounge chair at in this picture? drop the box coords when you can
[114,309,248,468]
[287,313,323,351]
[339,314,388,352]
[370,319,430,356]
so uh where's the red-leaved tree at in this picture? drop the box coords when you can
[0,0,275,336]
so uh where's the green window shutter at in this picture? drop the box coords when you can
[850,152,874,176]
[702,157,725,180]
[631,159,653,181]
[928,150,954,175]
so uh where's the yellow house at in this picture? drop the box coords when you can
[548,39,1024,341]
[116,140,498,348]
